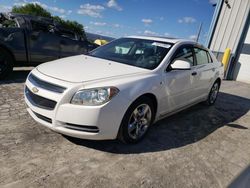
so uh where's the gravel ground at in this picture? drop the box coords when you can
[0,69,250,188]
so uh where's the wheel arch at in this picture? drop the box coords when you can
[117,92,158,143]
[131,93,158,116]
[0,44,16,63]
[215,77,221,87]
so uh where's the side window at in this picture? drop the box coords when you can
[31,20,50,32]
[57,28,77,40]
[16,17,25,28]
[172,46,194,66]
[0,19,18,28]
[194,48,209,65]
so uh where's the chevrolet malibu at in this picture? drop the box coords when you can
[24,36,224,143]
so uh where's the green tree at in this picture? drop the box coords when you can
[53,16,86,39]
[12,3,86,40]
[12,4,52,18]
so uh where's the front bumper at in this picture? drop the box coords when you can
[24,69,128,140]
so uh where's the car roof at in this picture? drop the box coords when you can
[126,35,196,44]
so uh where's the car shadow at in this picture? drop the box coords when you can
[0,68,32,84]
[65,92,250,154]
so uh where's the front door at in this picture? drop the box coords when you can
[161,45,196,114]
[28,19,60,64]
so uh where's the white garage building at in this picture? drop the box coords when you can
[207,0,250,83]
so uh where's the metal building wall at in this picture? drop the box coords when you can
[233,23,250,83]
[209,0,250,57]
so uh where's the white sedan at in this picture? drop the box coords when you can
[24,36,224,143]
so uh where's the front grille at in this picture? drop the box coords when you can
[25,86,57,110]
[33,111,52,124]
[28,73,66,93]
[65,123,99,133]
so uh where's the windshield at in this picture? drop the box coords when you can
[89,38,173,70]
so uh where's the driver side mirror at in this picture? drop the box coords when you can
[170,59,191,70]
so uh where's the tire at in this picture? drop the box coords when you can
[118,96,155,144]
[0,47,14,80]
[206,80,220,105]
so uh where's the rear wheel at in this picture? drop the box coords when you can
[118,97,155,144]
[0,48,14,79]
[206,81,220,105]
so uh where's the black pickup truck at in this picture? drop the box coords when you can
[0,13,98,79]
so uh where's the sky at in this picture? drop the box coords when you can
[0,0,218,44]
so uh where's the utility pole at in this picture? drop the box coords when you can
[196,22,203,42]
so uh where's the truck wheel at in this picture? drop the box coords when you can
[0,48,14,79]
[118,96,155,144]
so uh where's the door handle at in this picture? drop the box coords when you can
[191,71,197,76]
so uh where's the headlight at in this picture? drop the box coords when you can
[71,87,119,106]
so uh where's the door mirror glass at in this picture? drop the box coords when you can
[171,59,191,70]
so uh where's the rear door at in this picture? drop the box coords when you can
[162,45,196,114]
[192,47,215,98]
[56,27,88,58]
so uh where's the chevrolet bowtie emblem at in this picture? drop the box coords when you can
[32,87,39,93]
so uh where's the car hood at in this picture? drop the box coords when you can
[37,55,148,83]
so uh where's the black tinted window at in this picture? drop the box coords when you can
[57,29,76,40]
[31,20,50,32]
[16,17,25,27]
[0,19,17,28]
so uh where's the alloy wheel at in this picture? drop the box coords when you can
[127,104,152,140]
[210,82,219,104]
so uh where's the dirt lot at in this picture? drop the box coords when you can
[0,69,250,188]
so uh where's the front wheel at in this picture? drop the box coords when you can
[206,81,220,105]
[118,97,155,144]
